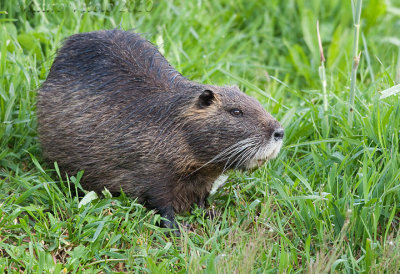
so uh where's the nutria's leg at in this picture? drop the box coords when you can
[197,198,207,209]
[158,205,180,236]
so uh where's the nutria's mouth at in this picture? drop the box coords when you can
[245,140,283,170]
[257,159,266,167]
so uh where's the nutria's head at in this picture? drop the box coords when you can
[182,85,283,171]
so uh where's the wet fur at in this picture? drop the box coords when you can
[37,30,282,229]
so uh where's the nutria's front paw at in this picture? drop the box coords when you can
[205,205,219,220]
[196,200,218,220]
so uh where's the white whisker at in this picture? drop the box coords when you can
[235,145,258,170]
[188,137,258,175]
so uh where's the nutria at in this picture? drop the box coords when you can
[37,29,284,231]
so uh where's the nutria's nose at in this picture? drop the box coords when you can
[273,128,284,141]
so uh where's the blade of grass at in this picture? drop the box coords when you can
[380,84,400,99]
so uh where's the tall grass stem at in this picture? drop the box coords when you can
[348,0,362,127]
[317,21,328,113]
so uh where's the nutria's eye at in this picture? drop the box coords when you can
[230,108,243,117]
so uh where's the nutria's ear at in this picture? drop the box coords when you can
[198,90,214,108]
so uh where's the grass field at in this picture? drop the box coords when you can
[1,0,400,272]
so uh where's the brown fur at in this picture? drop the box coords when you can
[36,30,283,230]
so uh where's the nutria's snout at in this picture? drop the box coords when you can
[273,127,285,141]
[243,123,284,170]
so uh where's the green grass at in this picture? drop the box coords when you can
[1,0,400,272]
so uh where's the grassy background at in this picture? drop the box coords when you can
[1,0,400,272]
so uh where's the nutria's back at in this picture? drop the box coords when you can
[37,29,284,230]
